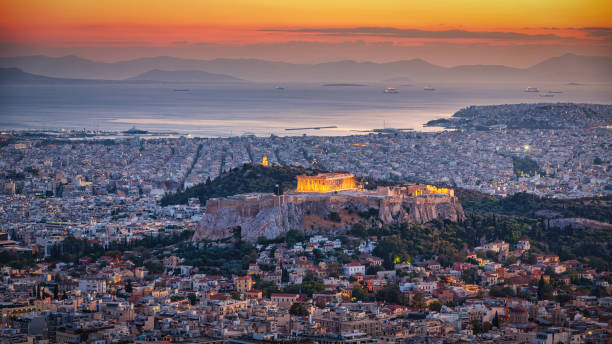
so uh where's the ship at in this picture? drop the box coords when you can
[539,93,554,97]
[423,85,436,91]
[524,86,539,92]
[383,87,399,93]
[275,86,285,90]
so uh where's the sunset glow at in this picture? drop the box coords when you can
[2,0,611,45]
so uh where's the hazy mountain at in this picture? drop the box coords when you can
[0,67,243,85]
[0,54,610,83]
[0,67,100,84]
[526,53,612,82]
[128,69,244,83]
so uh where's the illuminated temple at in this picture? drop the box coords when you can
[407,184,454,197]
[296,173,357,193]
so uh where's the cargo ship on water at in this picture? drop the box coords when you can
[383,87,399,93]
[524,86,539,92]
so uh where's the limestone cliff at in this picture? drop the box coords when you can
[193,186,465,243]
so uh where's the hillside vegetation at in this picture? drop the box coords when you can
[160,164,398,206]
[160,164,322,206]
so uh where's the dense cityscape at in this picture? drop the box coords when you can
[0,103,610,343]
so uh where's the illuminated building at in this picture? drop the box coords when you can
[407,184,454,197]
[296,173,356,193]
[262,156,269,166]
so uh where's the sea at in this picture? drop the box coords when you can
[1,82,611,137]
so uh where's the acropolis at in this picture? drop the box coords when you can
[194,172,464,242]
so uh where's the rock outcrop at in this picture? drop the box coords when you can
[193,186,465,243]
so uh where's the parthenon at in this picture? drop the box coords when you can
[296,172,357,193]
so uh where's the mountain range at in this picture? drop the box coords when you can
[0,67,244,84]
[0,53,610,83]
[128,69,243,83]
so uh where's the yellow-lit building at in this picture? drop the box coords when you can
[408,184,454,197]
[296,173,356,193]
[234,275,253,293]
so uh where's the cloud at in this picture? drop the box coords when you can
[260,27,566,41]
[62,41,152,46]
[580,27,612,40]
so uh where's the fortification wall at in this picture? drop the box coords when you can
[194,187,464,242]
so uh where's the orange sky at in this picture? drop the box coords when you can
[1,0,611,44]
[0,0,610,65]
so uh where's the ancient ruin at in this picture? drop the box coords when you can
[296,172,357,193]
[193,173,465,243]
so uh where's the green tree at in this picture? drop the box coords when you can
[471,320,484,334]
[351,285,369,301]
[350,223,368,238]
[329,212,342,222]
[428,300,443,312]
[285,229,305,247]
[492,312,500,328]
[289,302,309,316]
[188,293,197,305]
[462,268,479,284]
[537,276,554,300]
[411,292,425,309]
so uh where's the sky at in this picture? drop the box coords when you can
[1,0,611,66]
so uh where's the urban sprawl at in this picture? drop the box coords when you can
[0,103,611,344]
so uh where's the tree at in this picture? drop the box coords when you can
[366,265,383,275]
[428,300,443,312]
[471,320,484,334]
[590,286,609,298]
[537,276,553,300]
[289,302,309,337]
[229,290,241,300]
[526,253,538,265]
[375,284,403,304]
[329,211,342,222]
[289,302,309,316]
[351,285,369,301]
[125,281,133,294]
[188,293,198,305]
[285,229,305,247]
[350,223,367,238]
[411,293,425,309]
[492,312,500,328]
[253,280,279,298]
[462,268,479,284]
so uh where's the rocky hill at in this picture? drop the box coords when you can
[192,183,465,243]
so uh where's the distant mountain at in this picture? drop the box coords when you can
[0,67,97,84]
[527,53,612,82]
[0,54,610,83]
[128,69,244,83]
[0,67,244,85]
